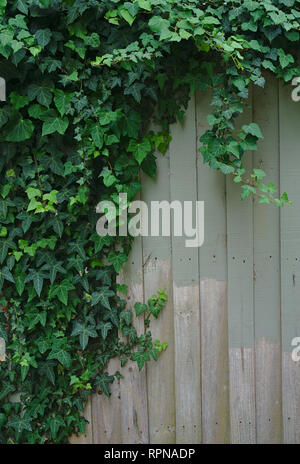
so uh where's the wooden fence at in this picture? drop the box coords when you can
[71,76,300,444]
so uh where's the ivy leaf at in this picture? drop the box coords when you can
[40,361,56,385]
[120,310,132,326]
[35,28,52,47]
[51,279,75,305]
[91,287,114,309]
[134,302,148,316]
[71,321,98,350]
[25,270,47,296]
[149,16,171,38]
[96,372,114,397]
[28,81,53,107]
[98,321,112,339]
[130,350,150,371]
[54,90,74,117]
[127,138,152,164]
[49,416,65,439]
[7,416,32,433]
[119,9,135,26]
[42,112,69,136]
[41,261,66,284]
[48,345,71,368]
[107,251,127,272]
[0,266,14,283]
[242,122,264,139]
[91,125,104,149]
[5,117,34,142]
[16,0,28,14]
[0,240,9,264]
[277,48,294,69]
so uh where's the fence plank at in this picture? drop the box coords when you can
[118,237,149,444]
[253,77,282,444]
[91,358,122,444]
[196,90,230,444]
[279,81,300,444]
[226,88,256,443]
[141,144,176,444]
[169,96,202,444]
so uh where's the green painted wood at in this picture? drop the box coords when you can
[196,89,230,444]
[141,144,176,444]
[169,96,202,444]
[279,81,300,444]
[226,87,256,443]
[253,77,282,444]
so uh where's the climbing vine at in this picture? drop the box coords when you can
[0,0,298,444]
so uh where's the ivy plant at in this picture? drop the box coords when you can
[0,0,299,444]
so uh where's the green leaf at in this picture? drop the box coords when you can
[35,28,52,47]
[148,16,171,39]
[48,345,71,368]
[119,9,135,26]
[0,240,9,264]
[28,81,53,107]
[71,321,98,350]
[54,90,74,117]
[51,279,75,305]
[7,416,32,433]
[137,0,151,11]
[49,416,65,439]
[134,302,148,316]
[15,273,26,296]
[98,321,112,340]
[5,118,34,142]
[107,251,127,273]
[128,138,152,164]
[96,372,114,397]
[242,122,264,139]
[91,287,114,309]
[42,112,69,136]
[28,270,46,296]
[120,309,132,326]
[130,350,150,371]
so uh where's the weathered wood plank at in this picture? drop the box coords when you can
[196,89,230,444]
[279,81,300,444]
[169,96,202,444]
[253,77,282,444]
[141,143,176,444]
[118,237,149,444]
[226,88,256,443]
[91,358,122,444]
[0,337,5,362]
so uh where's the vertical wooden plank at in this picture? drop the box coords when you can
[196,89,230,443]
[253,77,282,444]
[0,337,5,362]
[169,96,202,444]
[226,88,256,443]
[118,237,149,444]
[279,81,300,444]
[142,144,176,444]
